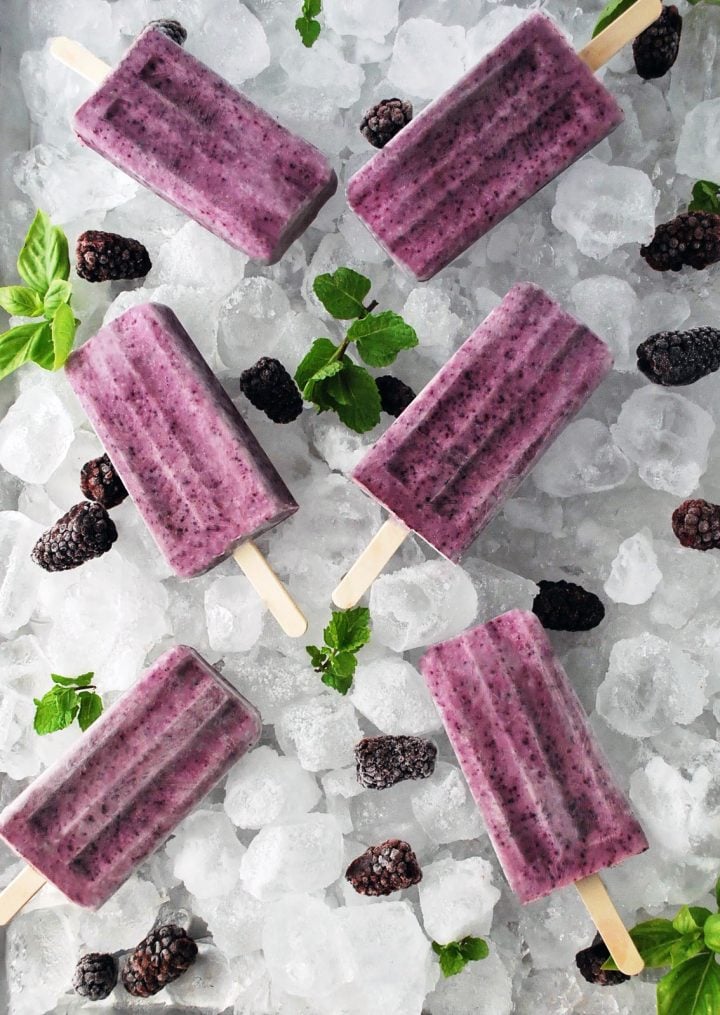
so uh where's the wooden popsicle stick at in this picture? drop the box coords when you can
[50,36,112,85]
[332,518,409,609]
[578,0,662,72]
[233,540,307,638]
[575,874,644,976]
[0,866,47,926]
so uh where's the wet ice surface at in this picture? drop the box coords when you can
[1,0,718,1011]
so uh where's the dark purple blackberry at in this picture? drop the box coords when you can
[355,735,436,790]
[146,19,187,45]
[76,230,151,282]
[121,925,197,998]
[672,499,720,551]
[641,213,720,272]
[637,327,720,386]
[360,98,413,148]
[31,502,118,572]
[576,935,631,987]
[633,5,682,79]
[532,580,605,632]
[73,952,118,1001]
[345,839,422,896]
[376,375,416,417]
[80,453,128,509]
[240,357,303,423]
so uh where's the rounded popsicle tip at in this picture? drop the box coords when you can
[331,581,362,611]
[279,610,308,639]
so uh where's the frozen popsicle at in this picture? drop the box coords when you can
[348,0,661,280]
[50,28,336,263]
[420,609,648,974]
[333,283,612,608]
[66,302,306,637]
[0,645,261,919]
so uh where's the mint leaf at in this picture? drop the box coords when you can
[675,907,713,935]
[326,362,381,433]
[296,0,322,46]
[77,692,103,731]
[51,301,77,369]
[313,268,372,320]
[295,338,338,391]
[33,687,79,735]
[432,939,488,978]
[43,278,73,319]
[603,919,683,971]
[51,672,94,688]
[689,180,720,213]
[657,953,720,1015]
[324,607,371,653]
[437,945,466,978]
[0,321,54,380]
[0,285,44,318]
[592,0,639,37]
[705,915,720,953]
[17,210,70,294]
[306,645,329,671]
[302,359,345,404]
[321,651,356,695]
[348,311,419,367]
[457,937,490,962]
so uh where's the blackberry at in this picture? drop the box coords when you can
[146,19,188,45]
[576,935,631,987]
[239,357,303,423]
[672,499,720,552]
[121,924,198,998]
[32,502,118,572]
[76,230,152,283]
[633,5,682,79]
[72,952,118,1001]
[80,453,128,509]
[346,838,422,896]
[355,735,437,790]
[641,212,720,272]
[532,580,605,632]
[376,375,416,417]
[360,98,413,148]
[637,327,720,386]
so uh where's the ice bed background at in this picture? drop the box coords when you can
[0,0,719,1011]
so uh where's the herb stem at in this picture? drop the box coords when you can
[361,299,379,319]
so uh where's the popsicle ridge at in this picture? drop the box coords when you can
[353,284,612,562]
[348,14,623,280]
[421,612,648,903]
[0,647,261,908]
[66,303,298,578]
[74,28,336,263]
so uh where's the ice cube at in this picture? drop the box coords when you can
[650,540,720,630]
[0,512,43,633]
[263,894,354,998]
[532,419,631,497]
[596,634,707,738]
[146,219,248,297]
[676,97,720,180]
[370,560,478,652]
[419,856,500,943]
[603,529,662,605]
[467,7,533,63]
[6,905,78,1015]
[389,19,467,99]
[402,287,464,361]
[280,38,364,108]
[193,2,270,84]
[629,757,693,857]
[223,745,321,828]
[79,876,163,952]
[324,0,399,40]
[0,387,74,484]
[204,574,266,654]
[411,762,485,843]
[166,809,246,899]
[551,158,658,259]
[276,694,362,772]
[611,387,715,496]
[239,813,344,899]
[166,942,237,1010]
[350,657,442,736]
[424,949,513,1015]
[570,276,640,372]
[217,277,291,372]
[228,648,322,725]
[519,887,593,970]
[200,882,264,958]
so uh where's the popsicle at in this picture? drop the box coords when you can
[0,645,261,919]
[348,0,661,280]
[333,283,612,608]
[66,302,307,637]
[50,27,336,263]
[420,610,648,975]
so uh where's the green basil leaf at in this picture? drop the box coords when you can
[675,907,713,935]
[43,278,73,319]
[0,320,54,380]
[592,0,642,37]
[0,285,44,318]
[705,914,720,954]
[603,919,682,971]
[349,310,419,367]
[313,268,372,319]
[657,952,720,1015]
[51,301,77,369]
[17,210,70,294]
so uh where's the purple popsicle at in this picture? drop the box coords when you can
[73,28,337,263]
[348,14,624,280]
[0,646,261,909]
[420,611,648,902]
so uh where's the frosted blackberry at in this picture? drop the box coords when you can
[637,327,720,386]
[355,735,436,790]
[73,953,118,1001]
[641,212,720,272]
[345,839,422,896]
[360,98,413,148]
[80,453,128,509]
[532,580,605,632]
[76,230,151,282]
[32,502,118,572]
[121,924,197,998]
[672,499,720,552]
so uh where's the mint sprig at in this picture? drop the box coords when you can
[306,606,371,694]
[432,937,489,978]
[689,180,720,214]
[0,210,79,381]
[601,876,720,1014]
[33,672,103,735]
[296,0,322,46]
[295,268,418,433]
